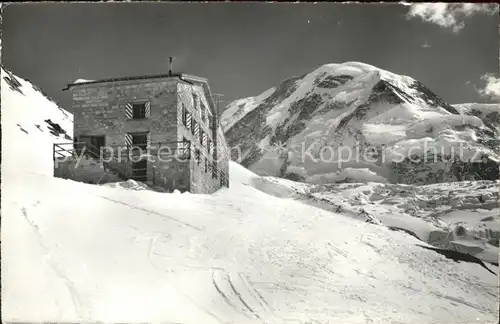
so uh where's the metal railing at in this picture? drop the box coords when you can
[102,141,191,161]
[54,141,191,161]
[54,141,130,182]
[53,141,192,182]
[53,139,229,188]
[53,141,101,160]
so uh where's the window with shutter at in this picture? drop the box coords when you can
[125,133,133,147]
[212,161,217,179]
[200,129,205,146]
[191,120,198,136]
[182,104,187,126]
[145,101,151,118]
[130,132,148,150]
[208,139,214,154]
[133,103,146,119]
[126,132,149,158]
[186,111,192,130]
[125,103,133,120]
[194,123,200,141]
[126,101,150,119]
[179,137,189,157]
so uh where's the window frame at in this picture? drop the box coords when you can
[127,131,150,151]
[208,138,213,155]
[125,100,150,120]
[182,104,188,126]
[191,119,197,136]
[132,102,147,119]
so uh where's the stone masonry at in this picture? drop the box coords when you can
[60,73,230,194]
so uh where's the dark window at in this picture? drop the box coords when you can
[132,103,146,119]
[182,104,188,126]
[186,111,192,129]
[76,135,105,159]
[191,120,197,135]
[199,129,204,145]
[205,158,208,173]
[195,149,201,165]
[90,136,105,157]
[132,133,148,150]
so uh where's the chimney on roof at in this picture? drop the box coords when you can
[168,56,173,76]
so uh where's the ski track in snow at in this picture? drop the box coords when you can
[134,228,230,324]
[19,207,89,321]
[11,171,497,323]
[95,194,204,231]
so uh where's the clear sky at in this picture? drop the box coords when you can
[2,3,499,112]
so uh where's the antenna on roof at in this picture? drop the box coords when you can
[168,56,173,76]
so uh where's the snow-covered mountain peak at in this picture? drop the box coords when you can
[222,62,498,184]
[222,61,459,134]
[311,61,402,83]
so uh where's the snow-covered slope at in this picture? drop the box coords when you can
[221,87,276,132]
[259,176,500,264]
[222,62,499,185]
[2,68,499,324]
[453,103,500,134]
[4,162,499,323]
[1,67,73,175]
